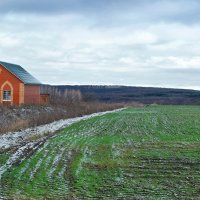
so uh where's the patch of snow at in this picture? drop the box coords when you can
[0,108,125,178]
[29,158,43,180]
[0,140,44,178]
[48,148,65,178]
[0,108,124,151]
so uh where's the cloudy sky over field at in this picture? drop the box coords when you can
[0,0,200,89]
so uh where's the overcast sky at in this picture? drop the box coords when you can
[1,0,200,89]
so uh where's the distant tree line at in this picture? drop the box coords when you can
[48,85,200,105]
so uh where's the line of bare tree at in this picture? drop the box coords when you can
[0,86,127,134]
[42,86,83,105]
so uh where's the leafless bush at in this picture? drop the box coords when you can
[0,102,124,134]
[0,88,125,134]
[42,86,82,105]
[7,119,29,132]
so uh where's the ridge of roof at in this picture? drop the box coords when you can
[0,61,41,85]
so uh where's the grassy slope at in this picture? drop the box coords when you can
[1,106,200,199]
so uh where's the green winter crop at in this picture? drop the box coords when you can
[1,105,200,199]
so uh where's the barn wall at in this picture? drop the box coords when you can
[24,85,40,104]
[0,64,23,106]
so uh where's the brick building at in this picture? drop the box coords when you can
[0,61,48,106]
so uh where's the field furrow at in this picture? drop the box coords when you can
[1,106,200,199]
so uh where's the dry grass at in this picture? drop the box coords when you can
[0,101,126,134]
[2,106,200,199]
[0,87,143,134]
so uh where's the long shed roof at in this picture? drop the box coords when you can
[0,61,41,85]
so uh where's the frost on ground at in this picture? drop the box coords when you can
[0,109,123,178]
[1,106,200,199]
[0,140,45,178]
[0,108,123,151]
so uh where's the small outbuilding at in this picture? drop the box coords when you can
[0,61,48,106]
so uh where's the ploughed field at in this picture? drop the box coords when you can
[1,106,200,199]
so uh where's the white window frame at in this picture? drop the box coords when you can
[3,90,11,101]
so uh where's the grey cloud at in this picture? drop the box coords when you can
[0,0,200,89]
[1,0,200,26]
[0,0,144,13]
[162,68,200,75]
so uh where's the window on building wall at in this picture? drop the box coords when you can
[3,90,11,101]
